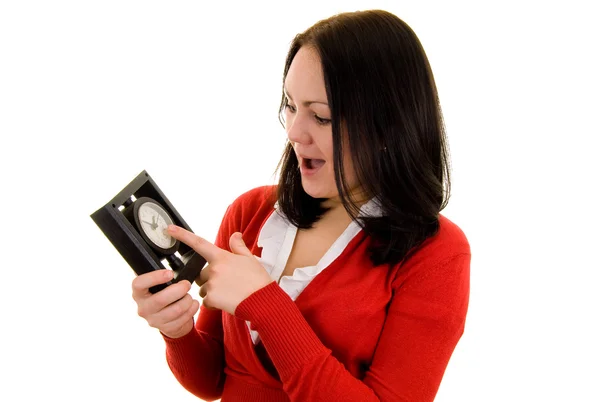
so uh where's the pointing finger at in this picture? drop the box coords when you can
[166,225,222,263]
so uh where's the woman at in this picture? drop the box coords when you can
[132,9,470,402]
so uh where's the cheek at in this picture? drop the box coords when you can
[320,135,335,161]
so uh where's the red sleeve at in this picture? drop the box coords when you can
[162,204,236,401]
[234,253,471,402]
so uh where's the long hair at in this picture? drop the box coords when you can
[276,10,452,267]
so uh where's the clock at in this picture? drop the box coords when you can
[125,196,180,255]
[90,170,206,293]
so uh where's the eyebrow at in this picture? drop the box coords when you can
[284,87,329,107]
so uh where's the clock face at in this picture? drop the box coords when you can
[137,201,176,250]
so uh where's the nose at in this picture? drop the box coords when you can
[286,113,312,146]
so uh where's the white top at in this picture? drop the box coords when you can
[246,198,382,345]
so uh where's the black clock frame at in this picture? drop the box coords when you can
[90,170,206,293]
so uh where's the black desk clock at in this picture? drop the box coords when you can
[90,170,205,293]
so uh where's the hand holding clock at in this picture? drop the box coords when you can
[132,269,198,339]
[131,225,274,338]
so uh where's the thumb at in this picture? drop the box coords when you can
[229,232,253,257]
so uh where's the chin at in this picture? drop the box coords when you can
[301,180,337,200]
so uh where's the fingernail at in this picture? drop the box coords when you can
[167,225,176,233]
[166,269,174,279]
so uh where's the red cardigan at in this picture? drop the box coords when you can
[163,186,471,401]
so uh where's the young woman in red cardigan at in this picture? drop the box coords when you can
[132,9,470,402]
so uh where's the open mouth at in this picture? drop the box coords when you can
[302,158,325,173]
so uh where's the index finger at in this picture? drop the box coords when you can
[167,225,223,263]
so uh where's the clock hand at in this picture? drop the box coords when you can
[142,220,154,226]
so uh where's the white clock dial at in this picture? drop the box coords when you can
[137,201,176,249]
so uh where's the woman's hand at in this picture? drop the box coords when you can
[167,225,274,315]
[132,269,199,339]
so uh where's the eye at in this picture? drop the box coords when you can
[284,99,297,113]
[314,114,331,126]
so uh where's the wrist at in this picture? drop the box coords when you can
[160,320,194,339]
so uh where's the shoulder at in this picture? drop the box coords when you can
[394,214,471,285]
[227,185,277,214]
[433,214,471,256]
[416,214,470,259]
[220,185,278,235]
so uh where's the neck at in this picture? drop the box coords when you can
[322,187,369,212]
[321,196,370,228]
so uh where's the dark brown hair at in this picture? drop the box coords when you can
[276,9,451,266]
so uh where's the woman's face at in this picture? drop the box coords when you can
[284,46,359,203]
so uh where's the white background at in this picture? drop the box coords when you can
[1,1,598,401]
